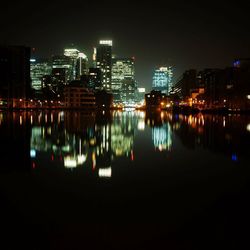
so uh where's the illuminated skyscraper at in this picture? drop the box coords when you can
[112,58,135,104]
[30,59,52,91]
[96,40,112,91]
[152,67,173,95]
[52,55,72,84]
[64,48,88,81]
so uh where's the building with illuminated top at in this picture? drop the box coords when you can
[152,67,173,95]
[95,40,112,91]
[64,48,88,81]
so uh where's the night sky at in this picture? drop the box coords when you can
[1,0,250,89]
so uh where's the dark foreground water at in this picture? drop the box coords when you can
[0,110,250,249]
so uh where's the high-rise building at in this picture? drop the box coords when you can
[152,67,173,95]
[64,48,88,81]
[112,58,135,103]
[30,58,52,91]
[0,45,31,102]
[96,40,112,91]
[88,67,102,90]
[52,55,72,83]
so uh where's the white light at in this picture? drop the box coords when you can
[30,149,36,158]
[99,40,113,46]
[138,88,146,93]
[30,59,36,62]
[78,52,87,59]
[247,124,250,132]
[98,167,112,178]
[77,154,87,165]
[138,120,145,131]
[247,95,250,100]
[64,156,77,169]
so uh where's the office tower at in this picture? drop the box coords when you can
[30,58,52,91]
[96,40,112,91]
[0,45,31,102]
[112,57,135,104]
[152,67,173,95]
[88,67,102,90]
[52,55,72,83]
[64,48,88,81]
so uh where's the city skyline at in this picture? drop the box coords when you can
[1,1,250,89]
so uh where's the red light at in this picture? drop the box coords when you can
[131,150,134,161]
[51,154,54,161]
[32,162,36,169]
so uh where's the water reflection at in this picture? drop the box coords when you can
[0,111,250,173]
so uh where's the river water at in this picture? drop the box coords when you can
[0,110,250,249]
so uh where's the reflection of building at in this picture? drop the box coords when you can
[0,112,31,171]
[112,58,135,103]
[152,124,172,152]
[111,112,135,158]
[96,40,112,91]
[152,67,173,95]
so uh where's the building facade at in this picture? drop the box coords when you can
[152,67,173,95]
[64,81,96,109]
[30,58,52,91]
[111,57,135,104]
[96,40,112,91]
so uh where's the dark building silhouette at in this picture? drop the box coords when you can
[173,69,198,100]
[0,46,31,102]
[145,90,169,110]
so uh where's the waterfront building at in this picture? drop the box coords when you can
[145,90,169,109]
[0,45,31,107]
[64,81,95,109]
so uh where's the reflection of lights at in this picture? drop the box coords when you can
[247,124,250,132]
[98,167,112,178]
[131,150,134,161]
[223,117,226,128]
[90,138,96,146]
[92,152,96,170]
[152,124,172,152]
[137,120,145,131]
[32,162,36,169]
[77,154,87,165]
[30,149,36,158]
[62,145,71,152]
[19,116,22,125]
[232,154,238,162]
[64,156,77,168]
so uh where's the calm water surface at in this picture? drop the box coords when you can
[0,111,250,249]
